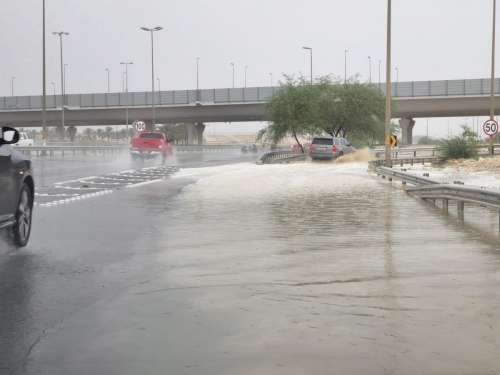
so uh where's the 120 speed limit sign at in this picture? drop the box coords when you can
[134,120,147,132]
[483,119,499,136]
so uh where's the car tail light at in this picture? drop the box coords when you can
[332,145,337,152]
[309,144,312,151]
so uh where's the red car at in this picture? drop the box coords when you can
[130,132,173,162]
[291,144,302,152]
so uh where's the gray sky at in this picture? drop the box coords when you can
[1,0,498,136]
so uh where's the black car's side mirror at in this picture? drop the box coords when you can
[346,144,351,147]
[0,127,19,145]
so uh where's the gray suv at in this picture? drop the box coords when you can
[309,136,356,160]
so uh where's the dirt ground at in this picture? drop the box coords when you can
[440,155,500,177]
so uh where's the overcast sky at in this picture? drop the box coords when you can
[1,0,498,136]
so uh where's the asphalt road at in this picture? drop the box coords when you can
[1,152,500,375]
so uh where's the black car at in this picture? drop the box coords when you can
[241,143,258,154]
[0,127,35,247]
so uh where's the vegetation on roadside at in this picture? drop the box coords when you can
[437,125,478,160]
[256,74,397,153]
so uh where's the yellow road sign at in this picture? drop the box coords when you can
[385,135,397,147]
[390,135,397,147]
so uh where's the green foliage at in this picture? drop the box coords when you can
[437,125,478,159]
[258,74,395,150]
[156,123,194,144]
[257,75,319,153]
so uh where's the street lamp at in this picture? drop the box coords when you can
[344,50,348,83]
[64,63,68,94]
[120,62,133,139]
[379,60,381,86]
[51,82,55,97]
[196,57,200,101]
[368,56,371,83]
[245,66,248,87]
[53,31,69,141]
[122,72,126,92]
[11,77,15,96]
[157,77,161,92]
[231,63,234,88]
[105,68,110,93]
[302,47,312,85]
[270,73,273,86]
[395,67,398,96]
[141,26,163,131]
[42,0,47,146]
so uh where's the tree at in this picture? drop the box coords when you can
[96,128,103,141]
[104,126,113,141]
[256,75,319,153]
[156,123,192,144]
[315,75,394,146]
[84,127,96,141]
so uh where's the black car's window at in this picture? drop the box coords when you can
[312,138,333,145]
[139,133,163,139]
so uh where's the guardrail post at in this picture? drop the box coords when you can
[443,199,448,211]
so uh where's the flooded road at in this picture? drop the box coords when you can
[1,155,500,374]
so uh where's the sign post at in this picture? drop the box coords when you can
[133,120,147,132]
[484,119,498,154]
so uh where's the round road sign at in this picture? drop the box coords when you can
[134,120,147,132]
[483,119,499,136]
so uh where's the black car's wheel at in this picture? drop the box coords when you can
[12,183,33,248]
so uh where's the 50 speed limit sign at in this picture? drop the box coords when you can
[483,119,499,136]
[133,120,147,132]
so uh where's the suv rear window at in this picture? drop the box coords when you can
[312,138,333,145]
[139,133,163,139]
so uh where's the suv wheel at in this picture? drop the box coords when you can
[12,184,33,248]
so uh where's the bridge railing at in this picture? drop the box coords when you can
[4,78,500,111]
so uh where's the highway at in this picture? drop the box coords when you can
[1,153,500,374]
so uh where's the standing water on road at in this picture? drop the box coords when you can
[29,158,500,375]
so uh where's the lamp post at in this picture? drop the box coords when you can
[105,68,110,93]
[51,82,55,97]
[384,0,392,168]
[141,26,163,131]
[490,0,497,155]
[395,67,398,96]
[157,77,161,92]
[270,73,273,86]
[302,47,312,85]
[196,57,200,101]
[245,66,248,87]
[368,56,371,83]
[42,0,47,146]
[379,60,381,86]
[122,72,126,92]
[120,62,133,139]
[344,50,348,83]
[11,77,15,96]
[64,63,68,94]
[231,63,234,88]
[53,31,69,141]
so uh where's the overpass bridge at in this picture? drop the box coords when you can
[1,78,500,144]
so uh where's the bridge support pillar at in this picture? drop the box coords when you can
[399,118,415,145]
[196,123,205,146]
[67,126,77,142]
[186,123,195,145]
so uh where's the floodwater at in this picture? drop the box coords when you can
[24,157,500,374]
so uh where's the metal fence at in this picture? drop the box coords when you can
[3,77,500,111]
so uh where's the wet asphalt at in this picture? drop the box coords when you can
[1,153,500,375]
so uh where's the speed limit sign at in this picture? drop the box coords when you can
[134,120,147,132]
[483,119,498,136]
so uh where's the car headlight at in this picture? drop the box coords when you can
[159,145,162,149]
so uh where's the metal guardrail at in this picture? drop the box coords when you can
[375,166,500,231]
[375,166,441,185]
[260,150,303,164]
[3,77,500,111]
[13,144,243,157]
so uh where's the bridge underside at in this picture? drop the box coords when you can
[0,103,267,127]
[1,95,500,128]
